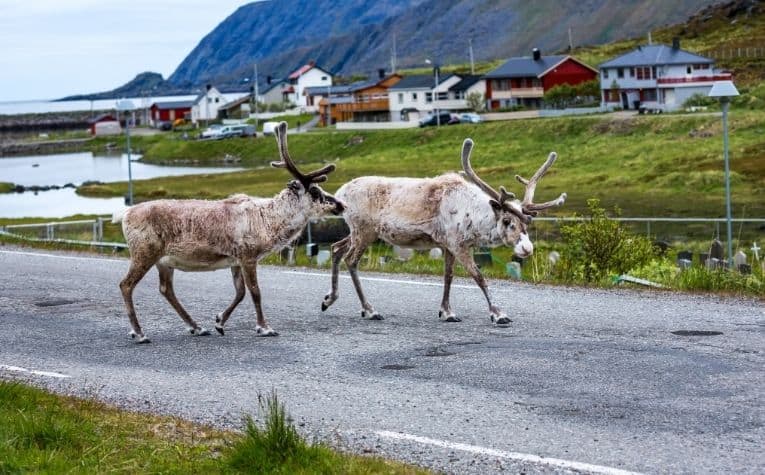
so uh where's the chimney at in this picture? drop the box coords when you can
[672,37,680,50]
[267,75,272,85]
[378,68,386,79]
[532,48,541,61]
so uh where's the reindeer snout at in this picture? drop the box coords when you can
[514,234,534,258]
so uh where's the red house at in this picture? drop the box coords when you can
[484,49,597,110]
[149,100,193,126]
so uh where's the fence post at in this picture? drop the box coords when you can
[97,218,104,241]
[46,224,54,240]
[646,221,651,238]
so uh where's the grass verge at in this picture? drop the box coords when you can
[0,380,427,474]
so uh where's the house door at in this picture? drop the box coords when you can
[621,92,629,109]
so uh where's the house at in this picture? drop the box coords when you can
[483,49,598,110]
[286,61,333,108]
[599,39,732,112]
[149,100,192,126]
[388,74,462,122]
[218,95,252,120]
[257,77,291,105]
[190,85,227,124]
[314,72,402,125]
[89,114,120,136]
[445,75,486,110]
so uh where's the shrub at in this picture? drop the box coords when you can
[683,93,717,108]
[466,91,486,112]
[556,199,657,283]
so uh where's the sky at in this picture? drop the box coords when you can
[0,0,256,102]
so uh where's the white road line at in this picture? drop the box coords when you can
[285,270,476,290]
[0,364,71,379]
[0,249,124,264]
[375,430,643,475]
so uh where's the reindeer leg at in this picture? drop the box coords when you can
[240,261,278,336]
[439,249,461,322]
[156,263,210,336]
[119,256,157,343]
[215,266,246,335]
[453,249,511,326]
[322,236,350,311]
[345,235,382,320]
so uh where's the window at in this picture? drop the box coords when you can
[629,68,635,77]
[617,68,624,78]
[321,76,327,81]
[397,93,403,104]
[642,89,657,102]
[602,69,609,79]
[412,92,418,101]
[686,66,692,74]
[635,67,652,80]
[425,92,433,103]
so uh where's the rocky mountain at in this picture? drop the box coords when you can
[169,0,719,89]
[67,0,724,99]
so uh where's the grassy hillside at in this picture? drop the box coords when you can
[80,111,765,220]
[572,0,765,85]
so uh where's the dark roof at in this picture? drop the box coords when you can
[599,44,714,68]
[304,79,380,97]
[484,55,567,79]
[89,113,117,124]
[449,75,483,92]
[220,95,252,110]
[389,74,455,91]
[151,100,193,110]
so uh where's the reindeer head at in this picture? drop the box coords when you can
[460,139,567,258]
[272,122,345,217]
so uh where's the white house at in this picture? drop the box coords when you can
[388,74,465,122]
[599,39,732,112]
[190,85,227,124]
[285,61,333,109]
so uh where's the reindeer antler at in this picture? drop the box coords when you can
[460,138,515,204]
[271,121,336,186]
[514,152,567,216]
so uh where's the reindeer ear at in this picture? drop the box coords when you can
[489,199,502,215]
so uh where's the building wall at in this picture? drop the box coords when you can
[293,68,332,107]
[191,88,227,124]
[389,87,431,122]
[541,59,597,90]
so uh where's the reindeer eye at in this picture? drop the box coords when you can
[502,218,513,227]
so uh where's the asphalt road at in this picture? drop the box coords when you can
[0,246,763,474]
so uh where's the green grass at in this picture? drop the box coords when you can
[78,110,765,220]
[0,182,14,193]
[0,381,428,474]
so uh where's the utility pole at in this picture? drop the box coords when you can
[469,38,475,74]
[253,63,259,135]
[648,31,653,45]
[434,65,440,126]
[568,27,574,51]
[391,33,397,74]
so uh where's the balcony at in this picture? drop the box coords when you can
[657,74,732,85]
[490,87,544,100]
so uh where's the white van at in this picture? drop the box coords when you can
[262,122,280,136]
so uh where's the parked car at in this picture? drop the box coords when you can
[157,121,172,131]
[460,113,484,124]
[418,112,458,127]
[262,121,280,136]
[199,124,224,139]
[199,124,255,140]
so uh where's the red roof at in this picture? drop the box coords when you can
[288,61,316,79]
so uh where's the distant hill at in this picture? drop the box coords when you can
[57,72,188,101]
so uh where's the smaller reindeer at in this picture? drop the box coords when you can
[322,139,565,324]
[114,122,344,343]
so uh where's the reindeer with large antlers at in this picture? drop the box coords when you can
[321,139,565,325]
[113,122,344,343]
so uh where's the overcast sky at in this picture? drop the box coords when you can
[0,0,256,102]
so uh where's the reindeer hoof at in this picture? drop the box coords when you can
[215,325,225,336]
[215,314,222,323]
[439,310,461,322]
[256,327,279,337]
[362,310,383,320]
[321,302,329,312]
[130,331,151,344]
[189,327,210,336]
[491,315,512,326]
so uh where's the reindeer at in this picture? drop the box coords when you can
[321,138,566,325]
[114,122,344,343]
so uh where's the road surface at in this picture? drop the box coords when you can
[0,247,762,474]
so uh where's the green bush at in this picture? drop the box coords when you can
[683,93,717,108]
[556,199,657,283]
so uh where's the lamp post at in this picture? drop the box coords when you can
[116,99,136,206]
[708,80,740,268]
[425,59,441,126]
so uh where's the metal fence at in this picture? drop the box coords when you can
[0,217,126,249]
[706,46,765,60]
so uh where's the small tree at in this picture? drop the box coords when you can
[556,199,657,283]
[466,91,486,112]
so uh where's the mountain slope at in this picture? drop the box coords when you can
[169,0,719,89]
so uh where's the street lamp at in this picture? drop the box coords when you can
[708,80,740,268]
[116,99,136,206]
[425,59,441,126]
